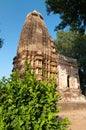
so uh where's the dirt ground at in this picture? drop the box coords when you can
[59,110,86,130]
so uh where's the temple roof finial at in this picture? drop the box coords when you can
[26,10,43,20]
[33,9,38,13]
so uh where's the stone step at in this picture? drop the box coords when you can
[58,102,86,111]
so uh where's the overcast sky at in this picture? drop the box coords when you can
[0,0,61,79]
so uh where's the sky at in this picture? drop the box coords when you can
[0,0,61,79]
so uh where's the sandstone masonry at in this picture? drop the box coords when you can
[13,10,86,103]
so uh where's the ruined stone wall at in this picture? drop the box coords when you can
[57,54,80,90]
[56,54,85,102]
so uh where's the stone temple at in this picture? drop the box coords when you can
[13,10,86,104]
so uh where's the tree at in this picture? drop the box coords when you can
[55,31,86,95]
[55,31,77,57]
[45,0,86,33]
[0,65,69,130]
[0,38,3,48]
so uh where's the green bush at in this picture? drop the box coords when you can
[0,65,69,130]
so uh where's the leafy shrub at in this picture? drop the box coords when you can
[0,65,69,130]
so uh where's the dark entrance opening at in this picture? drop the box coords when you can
[67,75,70,87]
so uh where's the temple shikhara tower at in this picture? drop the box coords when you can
[13,10,57,80]
[13,10,86,103]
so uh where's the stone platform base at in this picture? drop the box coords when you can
[56,87,86,112]
[58,102,86,111]
[59,88,86,103]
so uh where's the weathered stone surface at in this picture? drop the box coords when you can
[57,54,86,102]
[13,10,57,80]
[13,10,86,103]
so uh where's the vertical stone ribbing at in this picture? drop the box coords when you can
[13,10,57,79]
